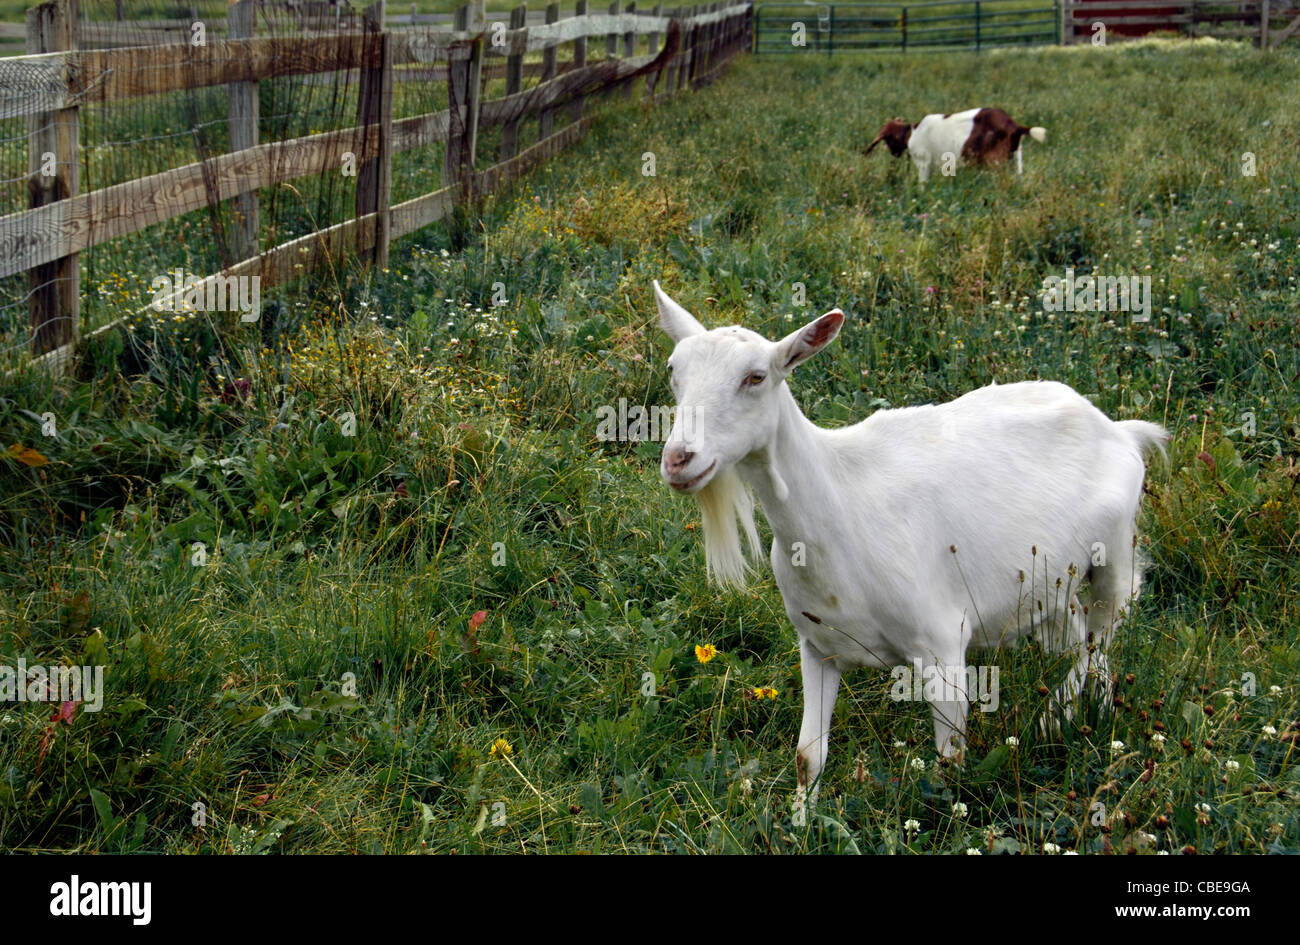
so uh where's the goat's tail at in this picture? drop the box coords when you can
[1118,419,1170,466]
[1028,126,1047,144]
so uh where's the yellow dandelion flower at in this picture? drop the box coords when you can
[762,687,779,700]
[490,738,513,758]
[695,644,717,664]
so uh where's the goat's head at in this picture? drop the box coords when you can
[864,118,913,158]
[655,280,844,495]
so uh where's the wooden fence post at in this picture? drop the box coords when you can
[540,2,559,137]
[27,0,78,361]
[712,2,721,74]
[443,1,484,195]
[680,6,692,91]
[228,0,259,264]
[571,0,588,122]
[466,0,485,180]
[708,3,716,69]
[605,0,620,103]
[623,1,636,98]
[1261,0,1270,48]
[356,0,392,267]
[688,6,700,86]
[444,3,471,188]
[663,5,678,94]
[501,2,527,160]
[700,3,710,79]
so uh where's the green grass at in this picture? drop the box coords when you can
[1,38,1298,854]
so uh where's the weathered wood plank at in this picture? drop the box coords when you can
[1270,11,1300,44]
[571,0,588,123]
[356,1,392,266]
[540,2,559,133]
[500,3,527,161]
[390,185,456,238]
[73,34,381,105]
[0,123,382,280]
[0,53,69,120]
[622,1,636,98]
[227,0,259,264]
[27,0,79,359]
[466,1,487,181]
[443,4,476,189]
[478,50,657,127]
[393,107,457,151]
[475,117,587,195]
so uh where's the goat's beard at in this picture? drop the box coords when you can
[695,468,763,590]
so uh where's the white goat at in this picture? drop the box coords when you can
[654,281,1167,810]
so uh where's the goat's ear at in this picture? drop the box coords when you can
[654,280,707,342]
[772,309,845,375]
[863,126,888,156]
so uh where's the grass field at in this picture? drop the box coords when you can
[1,37,1298,854]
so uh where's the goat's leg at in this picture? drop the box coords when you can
[1038,599,1093,737]
[795,636,842,817]
[1080,529,1143,703]
[922,653,970,763]
[912,152,931,185]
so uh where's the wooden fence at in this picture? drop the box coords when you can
[1062,0,1300,46]
[0,0,755,374]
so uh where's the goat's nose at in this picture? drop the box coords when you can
[664,444,695,475]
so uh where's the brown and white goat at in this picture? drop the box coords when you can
[864,108,1047,183]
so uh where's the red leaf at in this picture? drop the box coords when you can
[469,610,487,631]
[52,700,77,726]
[1196,450,1216,471]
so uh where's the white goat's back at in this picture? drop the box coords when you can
[833,382,1149,636]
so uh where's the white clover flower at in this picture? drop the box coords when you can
[1225,760,1240,773]
[1005,737,1019,747]
[903,819,921,835]
[1110,740,1126,753]
[893,740,906,748]
[1263,725,1278,737]
[965,847,982,855]
[1042,842,1061,854]
[1270,686,1282,695]
[952,802,968,818]
[910,757,926,772]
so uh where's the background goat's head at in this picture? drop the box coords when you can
[654,280,844,587]
[863,118,913,157]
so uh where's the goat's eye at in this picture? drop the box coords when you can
[744,371,766,388]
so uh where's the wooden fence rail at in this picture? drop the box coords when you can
[1061,0,1300,46]
[0,0,755,374]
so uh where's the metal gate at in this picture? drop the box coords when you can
[754,1,1061,53]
